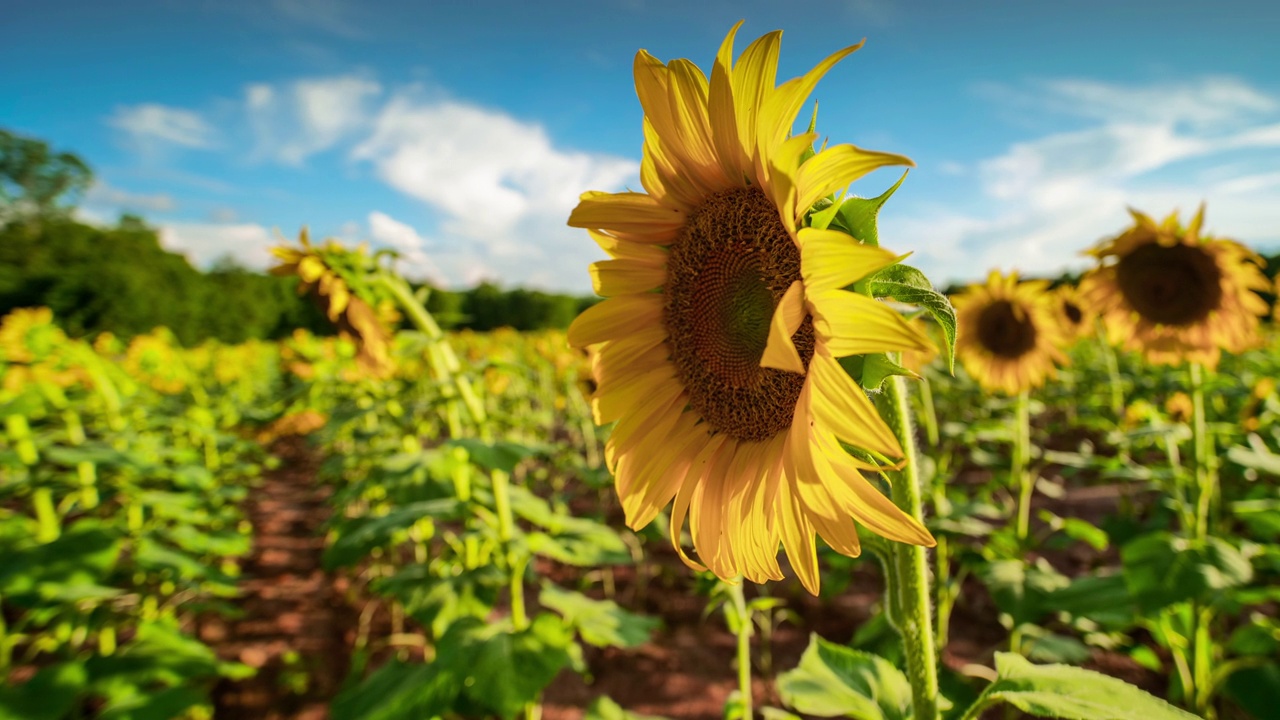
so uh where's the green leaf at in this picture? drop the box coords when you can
[0,661,88,720]
[330,660,454,720]
[1043,572,1133,628]
[964,652,1201,720]
[1226,434,1280,476]
[458,614,575,719]
[979,559,1070,627]
[373,564,503,638]
[858,353,918,392]
[1121,532,1253,613]
[827,172,907,249]
[97,685,208,720]
[1222,663,1280,720]
[323,498,463,570]
[866,263,957,373]
[539,582,660,649]
[777,634,912,720]
[447,438,542,474]
[0,522,121,605]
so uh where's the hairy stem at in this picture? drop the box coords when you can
[728,581,754,719]
[1013,391,1033,542]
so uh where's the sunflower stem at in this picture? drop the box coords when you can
[879,375,940,720]
[1013,391,1033,542]
[1189,362,1214,541]
[727,581,754,720]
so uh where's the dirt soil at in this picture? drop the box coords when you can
[207,438,358,720]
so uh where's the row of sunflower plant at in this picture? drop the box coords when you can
[0,309,280,718]
[269,237,665,720]
[927,207,1280,719]
[561,21,1274,720]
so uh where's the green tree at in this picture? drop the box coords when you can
[0,128,92,224]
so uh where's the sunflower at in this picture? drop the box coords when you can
[1079,207,1270,369]
[565,24,935,594]
[952,271,1067,396]
[1051,284,1093,345]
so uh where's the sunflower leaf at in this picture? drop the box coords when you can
[827,171,907,248]
[866,264,957,374]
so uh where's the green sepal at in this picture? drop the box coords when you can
[826,171,908,248]
[867,263,957,374]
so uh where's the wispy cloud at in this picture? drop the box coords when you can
[84,181,176,213]
[246,74,383,165]
[271,0,366,39]
[892,75,1280,286]
[108,104,217,151]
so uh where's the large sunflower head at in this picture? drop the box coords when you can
[566,23,936,594]
[1079,207,1270,369]
[952,271,1068,396]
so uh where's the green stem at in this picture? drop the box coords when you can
[919,374,940,449]
[879,376,940,720]
[1190,363,1213,541]
[728,581,754,720]
[1013,391,1033,542]
[1099,324,1125,419]
[490,468,527,631]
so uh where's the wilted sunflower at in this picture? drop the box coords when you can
[1051,284,1093,345]
[272,229,394,376]
[1080,207,1270,368]
[952,271,1067,395]
[566,23,935,594]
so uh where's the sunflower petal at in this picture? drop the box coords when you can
[570,191,685,239]
[798,228,900,292]
[777,479,820,594]
[809,349,902,458]
[808,289,931,356]
[590,259,666,296]
[709,21,745,182]
[670,433,727,571]
[756,41,864,161]
[667,58,729,191]
[761,280,807,373]
[795,144,914,220]
[568,294,663,348]
[731,30,781,169]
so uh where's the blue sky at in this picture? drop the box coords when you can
[4,0,1279,293]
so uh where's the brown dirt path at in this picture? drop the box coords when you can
[207,437,355,720]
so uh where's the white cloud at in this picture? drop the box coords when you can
[366,211,449,284]
[352,92,638,291]
[891,75,1280,286]
[158,222,277,270]
[84,182,176,213]
[246,75,382,165]
[109,104,216,149]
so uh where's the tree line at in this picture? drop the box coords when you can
[0,128,598,345]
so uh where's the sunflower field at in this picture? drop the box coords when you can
[4,22,1280,720]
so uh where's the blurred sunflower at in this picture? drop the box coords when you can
[1051,284,1093,345]
[952,271,1067,395]
[1080,207,1269,369]
[272,229,393,376]
[566,23,934,593]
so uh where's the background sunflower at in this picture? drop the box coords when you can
[952,270,1067,395]
[1079,207,1270,369]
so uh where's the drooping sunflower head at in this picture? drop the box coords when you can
[272,229,394,377]
[566,23,937,594]
[1051,284,1093,345]
[952,271,1068,396]
[1079,207,1270,368]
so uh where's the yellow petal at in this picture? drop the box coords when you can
[808,349,902,458]
[777,479,819,594]
[625,412,710,529]
[667,58,729,192]
[798,228,900,293]
[764,132,816,226]
[761,280,807,373]
[794,144,914,219]
[731,30,781,169]
[670,433,728,571]
[756,41,863,163]
[588,230,667,265]
[819,433,935,547]
[593,363,677,426]
[568,294,663,348]
[569,191,685,239]
[808,289,931,357]
[709,22,745,183]
[590,259,666,296]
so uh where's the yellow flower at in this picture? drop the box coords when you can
[1079,207,1270,369]
[1165,392,1193,424]
[1051,284,1093,345]
[565,23,934,594]
[952,271,1068,395]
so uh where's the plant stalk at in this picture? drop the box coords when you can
[1190,362,1213,541]
[879,375,940,720]
[728,581,754,720]
[1013,391,1033,542]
